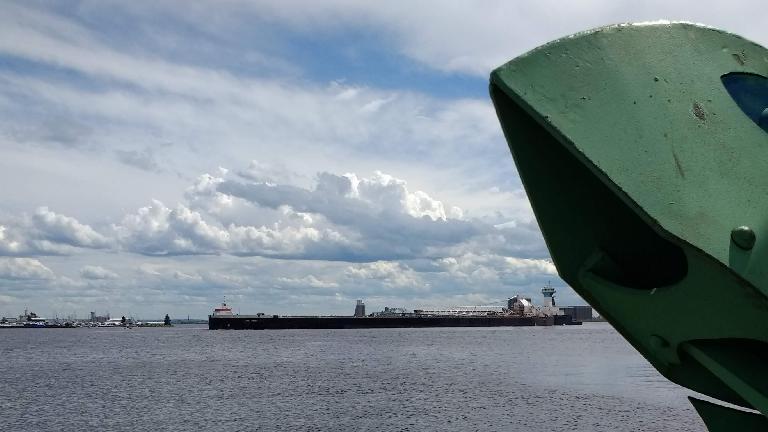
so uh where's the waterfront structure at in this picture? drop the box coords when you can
[104,317,122,326]
[0,308,174,328]
[90,313,110,323]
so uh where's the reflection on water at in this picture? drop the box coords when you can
[0,322,704,431]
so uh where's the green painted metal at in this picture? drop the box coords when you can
[689,397,768,431]
[489,22,768,428]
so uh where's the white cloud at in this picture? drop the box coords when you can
[0,208,110,256]
[0,2,263,100]
[80,265,119,280]
[439,253,556,275]
[0,246,573,318]
[31,207,110,249]
[345,261,421,288]
[227,223,350,258]
[237,160,300,185]
[0,152,558,318]
[0,3,599,317]
[0,225,23,254]
[219,170,493,260]
[0,4,508,177]
[115,147,162,173]
[153,0,768,77]
[0,4,527,249]
[173,270,202,281]
[355,171,451,221]
[185,173,233,214]
[17,166,534,264]
[114,200,229,255]
[114,196,353,258]
[277,275,339,289]
[0,258,54,280]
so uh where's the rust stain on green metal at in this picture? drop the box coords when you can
[490,22,768,430]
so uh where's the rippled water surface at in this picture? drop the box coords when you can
[0,323,704,431]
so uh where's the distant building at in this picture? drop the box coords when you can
[91,313,109,323]
[354,300,366,317]
[559,305,593,322]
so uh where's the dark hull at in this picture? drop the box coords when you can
[208,315,582,330]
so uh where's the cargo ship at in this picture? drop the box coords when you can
[208,287,585,330]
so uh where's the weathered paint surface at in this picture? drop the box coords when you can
[490,22,768,429]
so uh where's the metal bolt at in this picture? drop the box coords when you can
[731,226,756,250]
[759,108,768,128]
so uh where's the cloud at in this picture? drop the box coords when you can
[106,168,546,263]
[345,261,421,289]
[219,171,489,260]
[0,207,110,256]
[0,4,522,242]
[0,294,15,305]
[0,258,54,280]
[0,3,259,99]
[227,223,351,258]
[0,3,594,317]
[31,207,110,249]
[148,1,768,77]
[277,275,339,289]
[185,173,233,214]
[437,253,557,284]
[114,200,229,255]
[0,4,508,168]
[0,154,556,319]
[115,148,162,173]
[80,265,119,280]
[113,198,353,258]
[237,160,299,184]
[0,167,529,263]
[0,225,24,255]
[7,114,93,148]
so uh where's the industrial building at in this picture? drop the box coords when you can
[559,306,593,322]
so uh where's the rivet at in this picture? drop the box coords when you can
[759,108,768,128]
[731,226,756,250]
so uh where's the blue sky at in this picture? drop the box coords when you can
[1,0,765,319]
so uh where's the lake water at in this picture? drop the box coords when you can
[0,323,705,431]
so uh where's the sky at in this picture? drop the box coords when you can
[1,1,765,319]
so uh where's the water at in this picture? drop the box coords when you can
[0,323,705,431]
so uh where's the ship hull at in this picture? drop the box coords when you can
[208,315,582,330]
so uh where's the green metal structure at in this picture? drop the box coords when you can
[490,22,768,430]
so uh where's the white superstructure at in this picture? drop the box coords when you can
[213,298,233,316]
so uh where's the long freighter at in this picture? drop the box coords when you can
[208,288,583,330]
